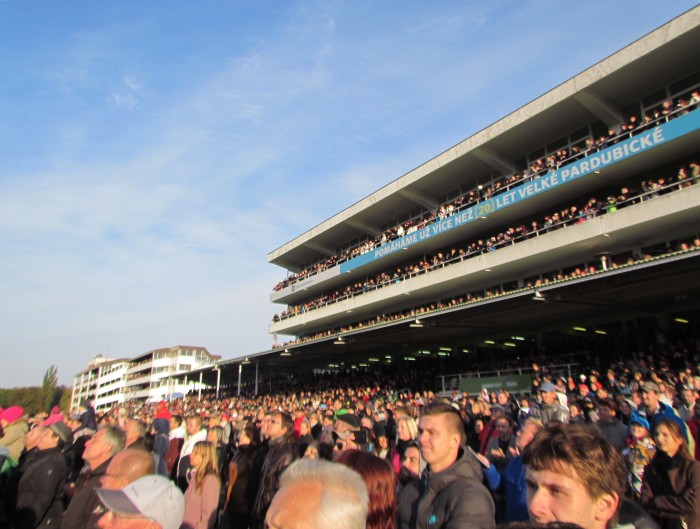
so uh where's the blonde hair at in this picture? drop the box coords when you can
[191,441,219,490]
[396,416,418,442]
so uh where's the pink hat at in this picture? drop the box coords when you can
[1,406,24,424]
[43,413,64,427]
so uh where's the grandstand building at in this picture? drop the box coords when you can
[262,8,700,381]
[71,345,219,412]
[185,7,700,394]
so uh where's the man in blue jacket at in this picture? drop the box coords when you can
[479,417,543,523]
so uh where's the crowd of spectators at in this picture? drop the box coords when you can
[273,93,700,293]
[273,162,700,322]
[271,231,700,349]
[1,324,700,529]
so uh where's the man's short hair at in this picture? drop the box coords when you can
[103,425,127,456]
[522,417,544,433]
[279,459,368,529]
[523,423,625,524]
[598,399,618,414]
[186,414,203,429]
[495,416,512,428]
[127,418,148,438]
[420,401,464,439]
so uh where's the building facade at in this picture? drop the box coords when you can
[71,346,220,412]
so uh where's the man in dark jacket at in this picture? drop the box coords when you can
[252,412,297,529]
[75,401,97,435]
[4,423,45,523]
[397,402,495,529]
[595,399,627,452]
[246,413,271,515]
[14,422,72,529]
[61,425,125,529]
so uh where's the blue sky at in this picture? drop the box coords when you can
[0,1,697,388]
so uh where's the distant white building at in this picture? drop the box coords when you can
[71,346,220,413]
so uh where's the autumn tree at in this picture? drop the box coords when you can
[41,365,59,412]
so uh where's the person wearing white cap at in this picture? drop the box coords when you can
[95,475,185,529]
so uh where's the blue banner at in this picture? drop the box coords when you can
[339,108,700,273]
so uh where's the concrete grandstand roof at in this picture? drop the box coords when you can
[268,5,700,272]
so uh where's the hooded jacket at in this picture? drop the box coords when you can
[76,405,97,433]
[152,418,170,476]
[398,448,495,529]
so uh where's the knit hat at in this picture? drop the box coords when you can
[629,411,650,432]
[657,412,693,447]
[43,413,65,427]
[0,406,24,424]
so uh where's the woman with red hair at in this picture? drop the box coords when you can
[336,449,397,529]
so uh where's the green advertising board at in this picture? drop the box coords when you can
[458,374,531,394]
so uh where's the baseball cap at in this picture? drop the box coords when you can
[336,414,361,430]
[96,475,185,529]
[539,381,557,392]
